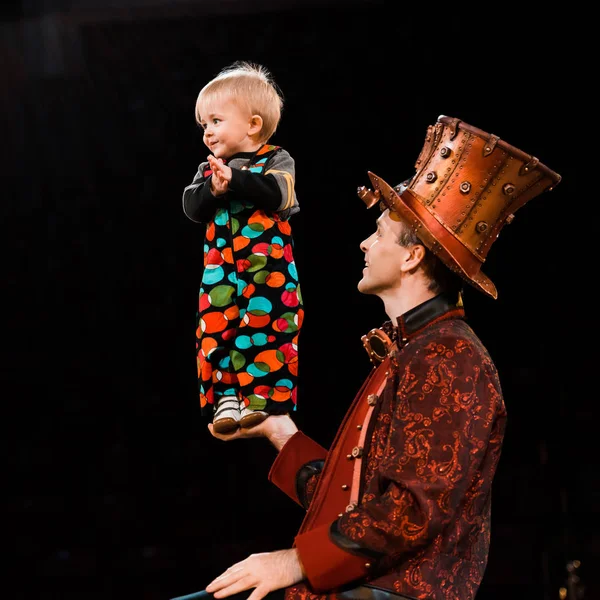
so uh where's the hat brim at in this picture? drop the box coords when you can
[367,171,498,299]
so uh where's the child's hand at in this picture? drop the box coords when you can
[208,155,232,196]
[208,154,232,180]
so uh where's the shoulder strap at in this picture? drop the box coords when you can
[247,144,281,173]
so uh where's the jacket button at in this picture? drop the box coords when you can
[341,484,349,490]
[356,424,362,430]
[346,454,353,460]
[337,513,343,518]
[364,562,372,569]
[345,502,357,512]
[352,446,364,458]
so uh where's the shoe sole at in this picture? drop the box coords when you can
[239,412,268,429]
[212,418,240,434]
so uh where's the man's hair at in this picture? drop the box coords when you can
[396,222,464,301]
[195,61,283,143]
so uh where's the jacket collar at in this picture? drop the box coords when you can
[381,292,465,349]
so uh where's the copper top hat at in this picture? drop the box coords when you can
[357,115,562,299]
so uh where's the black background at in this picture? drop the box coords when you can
[3,1,596,599]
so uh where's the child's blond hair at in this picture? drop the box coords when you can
[195,61,283,143]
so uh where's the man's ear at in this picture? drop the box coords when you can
[248,115,263,137]
[401,244,426,272]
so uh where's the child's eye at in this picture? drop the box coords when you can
[212,118,221,125]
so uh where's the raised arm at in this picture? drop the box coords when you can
[182,161,223,223]
[228,148,299,217]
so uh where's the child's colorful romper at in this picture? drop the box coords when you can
[182,144,303,417]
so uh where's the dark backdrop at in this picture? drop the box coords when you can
[3,1,596,599]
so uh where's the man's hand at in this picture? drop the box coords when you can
[208,155,232,195]
[205,549,305,600]
[208,414,298,451]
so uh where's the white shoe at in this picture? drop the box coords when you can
[213,396,241,434]
[239,403,268,429]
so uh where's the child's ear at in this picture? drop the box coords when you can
[248,115,263,137]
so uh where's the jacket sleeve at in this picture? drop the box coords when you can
[268,431,328,508]
[229,148,300,218]
[182,161,223,223]
[293,337,506,592]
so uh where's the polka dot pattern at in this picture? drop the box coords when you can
[196,146,303,414]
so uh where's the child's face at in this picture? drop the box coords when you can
[197,98,259,159]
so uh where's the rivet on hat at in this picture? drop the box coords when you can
[519,156,539,176]
[449,119,460,139]
[426,171,437,183]
[503,183,516,195]
[440,147,451,158]
[483,134,500,157]
[476,221,488,233]
[460,182,471,194]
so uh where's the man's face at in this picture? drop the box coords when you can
[198,98,256,159]
[358,209,411,296]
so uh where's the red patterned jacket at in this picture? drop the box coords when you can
[268,294,507,600]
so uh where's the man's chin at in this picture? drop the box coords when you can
[357,278,373,295]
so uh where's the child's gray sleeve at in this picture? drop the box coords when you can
[265,149,300,219]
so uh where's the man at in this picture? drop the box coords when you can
[204,115,561,600]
